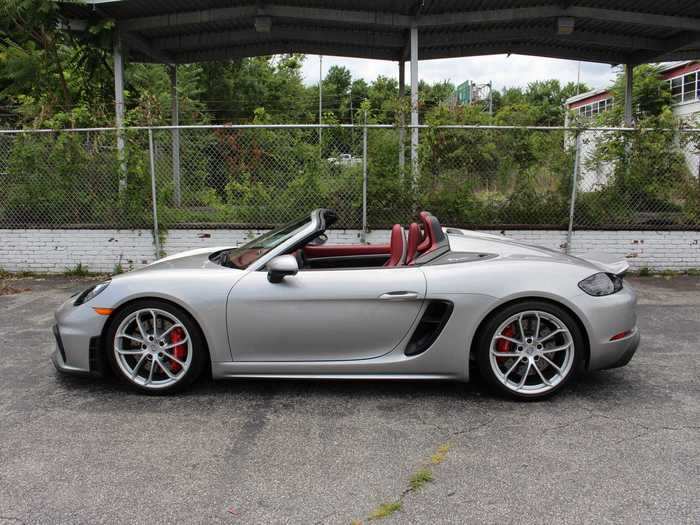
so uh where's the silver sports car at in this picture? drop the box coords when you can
[52,209,639,399]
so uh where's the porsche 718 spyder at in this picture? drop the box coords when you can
[52,209,639,399]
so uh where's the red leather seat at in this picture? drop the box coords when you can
[416,211,445,256]
[417,211,433,253]
[384,224,406,267]
[405,223,421,265]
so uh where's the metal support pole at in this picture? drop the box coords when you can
[169,64,181,207]
[113,30,126,190]
[410,23,419,182]
[319,55,323,156]
[566,132,581,255]
[148,129,161,259]
[398,59,406,176]
[361,111,368,244]
[624,63,634,127]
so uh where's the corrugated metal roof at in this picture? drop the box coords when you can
[58,1,700,64]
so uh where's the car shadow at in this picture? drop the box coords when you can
[51,364,644,406]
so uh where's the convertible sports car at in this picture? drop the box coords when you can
[52,209,639,399]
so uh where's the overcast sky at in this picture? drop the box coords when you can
[300,54,619,92]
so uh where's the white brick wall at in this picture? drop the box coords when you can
[490,229,700,271]
[0,228,698,273]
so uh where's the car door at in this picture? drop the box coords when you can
[226,266,427,361]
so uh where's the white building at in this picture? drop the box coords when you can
[564,61,700,190]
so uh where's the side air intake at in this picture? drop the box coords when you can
[404,300,454,356]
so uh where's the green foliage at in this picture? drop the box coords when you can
[368,501,401,520]
[607,64,673,122]
[409,469,434,491]
[1,9,697,230]
[64,263,90,276]
[575,68,696,228]
[0,129,151,227]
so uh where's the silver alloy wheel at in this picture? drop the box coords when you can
[114,308,193,389]
[489,310,574,396]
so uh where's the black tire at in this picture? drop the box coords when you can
[476,300,585,400]
[105,299,207,395]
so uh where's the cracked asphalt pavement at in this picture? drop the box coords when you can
[0,276,698,524]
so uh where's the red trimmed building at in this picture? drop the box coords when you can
[564,61,700,190]
[565,61,700,121]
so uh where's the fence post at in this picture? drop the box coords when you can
[148,129,161,259]
[566,131,581,255]
[361,111,368,243]
[169,65,182,207]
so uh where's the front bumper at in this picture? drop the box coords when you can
[52,326,104,377]
[51,295,109,376]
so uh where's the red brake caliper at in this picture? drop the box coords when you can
[169,327,186,373]
[496,324,515,364]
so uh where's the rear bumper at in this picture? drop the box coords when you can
[576,283,641,372]
[591,328,640,371]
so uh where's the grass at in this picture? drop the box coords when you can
[367,501,402,521]
[356,443,450,522]
[409,468,434,491]
[64,263,91,277]
[430,443,451,465]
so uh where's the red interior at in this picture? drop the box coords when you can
[417,211,432,252]
[303,243,391,258]
[417,211,441,254]
[405,222,421,265]
[384,224,405,267]
[299,211,440,267]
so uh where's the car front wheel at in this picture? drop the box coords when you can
[106,300,206,394]
[477,301,585,399]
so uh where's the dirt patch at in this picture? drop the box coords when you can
[0,283,31,296]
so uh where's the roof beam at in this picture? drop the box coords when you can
[122,5,257,32]
[564,6,700,33]
[123,31,174,63]
[173,41,399,64]
[263,5,411,27]
[110,3,700,35]
[421,43,623,64]
[417,5,700,31]
[121,4,410,32]
[153,26,404,52]
[416,5,562,27]
[655,49,700,61]
[421,28,671,51]
[631,31,700,64]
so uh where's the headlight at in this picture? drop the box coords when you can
[578,272,622,296]
[73,280,110,306]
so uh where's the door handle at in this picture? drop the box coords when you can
[379,291,420,301]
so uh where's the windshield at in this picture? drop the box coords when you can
[218,216,311,269]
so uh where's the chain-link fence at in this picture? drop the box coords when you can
[1,125,699,235]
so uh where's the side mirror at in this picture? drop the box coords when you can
[267,255,299,283]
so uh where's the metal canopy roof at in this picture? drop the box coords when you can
[60,1,700,65]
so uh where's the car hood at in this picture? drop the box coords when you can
[446,229,629,274]
[132,246,232,273]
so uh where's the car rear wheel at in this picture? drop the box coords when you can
[106,300,206,394]
[477,301,585,400]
